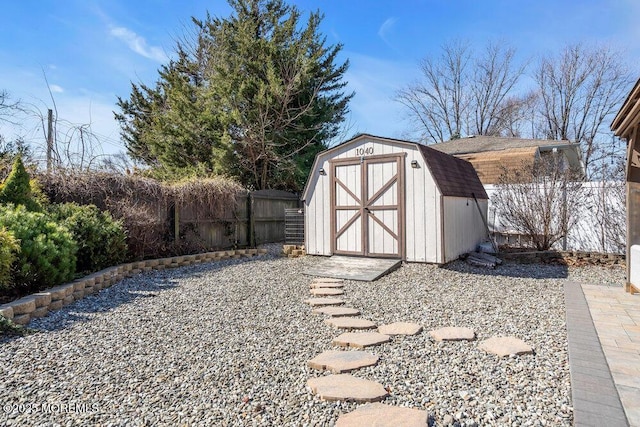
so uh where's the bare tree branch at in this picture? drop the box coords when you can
[533,44,632,178]
[397,40,527,143]
[0,90,20,123]
[471,42,526,136]
[396,40,472,143]
[492,155,585,250]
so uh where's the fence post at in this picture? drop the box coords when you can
[248,192,256,247]
[174,199,180,244]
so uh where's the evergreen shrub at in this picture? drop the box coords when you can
[0,227,19,289]
[49,203,127,273]
[0,205,76,293]
[0,156,43,212]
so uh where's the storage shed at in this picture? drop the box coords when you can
[302,134,489,263]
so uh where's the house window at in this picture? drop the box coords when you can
[539,149,568,172]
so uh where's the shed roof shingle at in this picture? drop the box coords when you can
[418,144,488,199]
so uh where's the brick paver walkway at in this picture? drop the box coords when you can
[565,281,628,426]
[582,284,640,427]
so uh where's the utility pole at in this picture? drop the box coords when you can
[46,108,53,172]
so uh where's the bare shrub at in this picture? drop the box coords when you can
[105,198,168,260]
[37,170,247,260]
[38,170,169,210]
[590,181,625,253]
[492,155,585,251]
[171,177,245,220]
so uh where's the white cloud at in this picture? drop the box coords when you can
[109,25,168,63]
[378,17,397,47]
[49,84,64,93]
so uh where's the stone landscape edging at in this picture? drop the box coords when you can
[0,248,268,326]
[501,250,624,266]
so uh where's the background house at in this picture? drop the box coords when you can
[430,136,624,254]
[429,135,584,184]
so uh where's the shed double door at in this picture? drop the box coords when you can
[331,154,404,258]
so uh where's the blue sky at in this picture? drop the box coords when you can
[1,0,639,159]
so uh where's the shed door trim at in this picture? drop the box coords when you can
[331,158,364,256]
[335,179,361,207]
[330,154,405,259]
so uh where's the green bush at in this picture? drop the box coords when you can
[49,203,127,273]
[0,227,19,288]
[0,205,76,293]
[0,156,43,212]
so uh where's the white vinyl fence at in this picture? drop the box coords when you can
[485,181,625,254]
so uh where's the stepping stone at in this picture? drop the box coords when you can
[429,327,476,341]
[336,403,429,427]
[307,350,379,373]
[312,306,360,317]
[478,336,533,357]
[305,298,345,306]
[307,374,388,403]
[312,277,344,283]
[310,288,344,296]
[378,322,423,336]
[326,317,377,330]
[310,282,344,289]
[332,332,391,348]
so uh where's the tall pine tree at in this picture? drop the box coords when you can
[115,0,352,191]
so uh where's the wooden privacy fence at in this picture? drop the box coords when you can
[176,189,301,249]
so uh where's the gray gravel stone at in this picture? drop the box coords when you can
[0,249,610,426]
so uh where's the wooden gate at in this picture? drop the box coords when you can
[331,154,404,258]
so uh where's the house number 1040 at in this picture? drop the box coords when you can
[355,147,374,156]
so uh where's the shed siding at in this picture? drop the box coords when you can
[306,166,330,255]
[405,147,440,263]
[304,137,441,262]
[442,197,488,262]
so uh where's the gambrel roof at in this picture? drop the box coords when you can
[302,134,487,200]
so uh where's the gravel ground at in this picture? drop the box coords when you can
[0,247,625,426]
